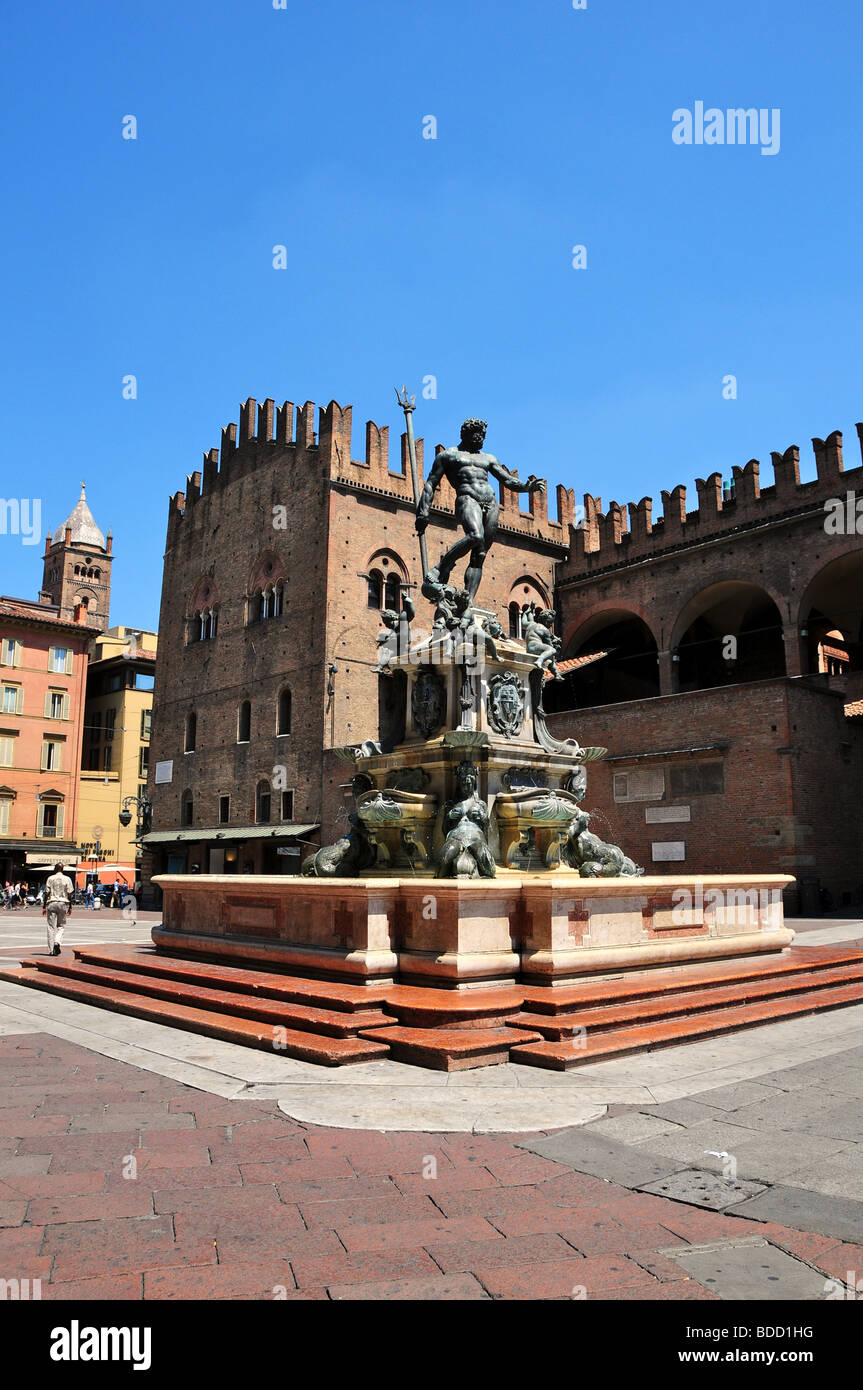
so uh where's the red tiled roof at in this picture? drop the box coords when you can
[0,597,87,632]
[556,649,610,677]
[845,699,863,718]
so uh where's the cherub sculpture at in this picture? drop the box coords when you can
[373,595,415,675]
[522,604,563,680]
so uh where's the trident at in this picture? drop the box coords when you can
[395,384,429,578]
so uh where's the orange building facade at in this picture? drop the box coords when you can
[0,597,91,880]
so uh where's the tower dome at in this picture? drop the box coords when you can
[52,483,106,550]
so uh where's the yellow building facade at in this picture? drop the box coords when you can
[76,627,157,888]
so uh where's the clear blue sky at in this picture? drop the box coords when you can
[2,0,862,631]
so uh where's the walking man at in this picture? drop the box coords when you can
[85,881,95,910]
[44,862,73,956]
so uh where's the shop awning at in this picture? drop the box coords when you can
[142,824,319,845]
[25,852,79,867]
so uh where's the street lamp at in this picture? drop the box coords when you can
[118,794,152,838]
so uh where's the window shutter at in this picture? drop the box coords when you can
[36,803,44,836]
[62,694,70,720]
[56,804,65,837]
[15,641,22,668]
[44,690,52,718]
[65,650,73,675]
[16,688,23,715]
[47,647,55,672]
[41,742,49,771]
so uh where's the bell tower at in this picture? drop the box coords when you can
[41,483,112,630]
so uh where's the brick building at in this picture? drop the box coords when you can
[41,484,113,631]
[142,395,572,888]
[546,425,863,912]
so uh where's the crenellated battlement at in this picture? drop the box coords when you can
[563,424,863,577]
[166,396,574,547]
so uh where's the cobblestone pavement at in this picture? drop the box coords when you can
[1,1033,862,1301]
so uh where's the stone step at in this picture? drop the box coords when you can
[382,983,525,1029]
[357,1024,542,1071]
[520,945,863,1015]
[70,944,391,1011]
[65,949,525,1031]
[509,977,863,1070]
[0,965,391,1066]
[513,959,863,1038]
[14,957,395,1038]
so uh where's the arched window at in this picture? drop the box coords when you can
[367,570,383,608]
[93,568,101,579]
[277,688,291,736]
[188,603,219,643]
[247,581,284,625]
[181,790,194,827]
[384,574,401,610]
[185,712,197,753]
[256,779,271,824]
[237,700,251,743]
[74,565,80,576]
[509,603,522,638]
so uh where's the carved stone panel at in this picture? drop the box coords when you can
[412,666,446,739]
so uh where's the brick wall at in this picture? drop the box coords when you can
[547,676,863,912]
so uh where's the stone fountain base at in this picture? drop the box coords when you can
[152,871,795,988]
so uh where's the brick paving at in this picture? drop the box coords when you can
[0,1032,860,1301]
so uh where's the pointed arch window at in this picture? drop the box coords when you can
[256,779,271,824]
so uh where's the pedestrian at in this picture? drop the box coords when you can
[110,877,121,909]
[86,881,95,910]
[44,862,73,956]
